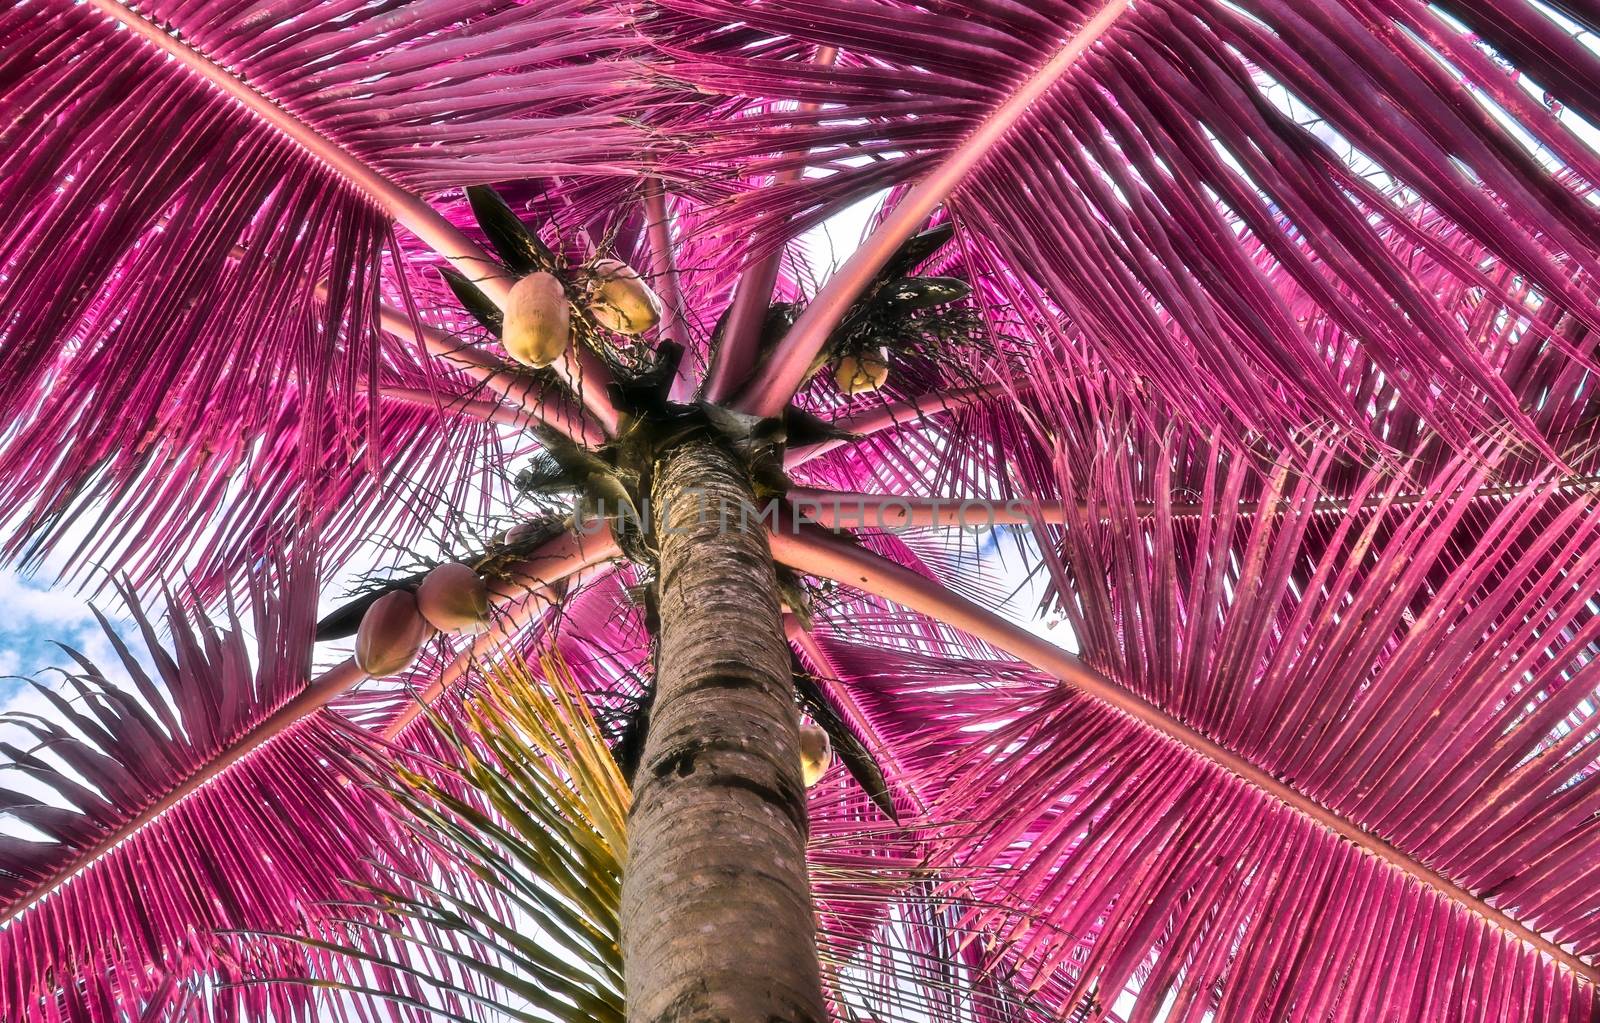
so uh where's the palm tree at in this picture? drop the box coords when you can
[3,0,1600,1019]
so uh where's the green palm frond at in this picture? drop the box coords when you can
[280,654,626,1023]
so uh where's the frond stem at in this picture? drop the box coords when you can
[86,0,619,437]
[736,3,1129,417]
[704,45,840,403]
[0,530,611,927]
[769,524,1598,984]
[370,301,604,446]
[376,386,532,430]
[641,179,694,401]
[789,474,1600,528]
[785,383,1015,468]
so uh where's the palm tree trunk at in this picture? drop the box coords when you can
[622,438,826,1023]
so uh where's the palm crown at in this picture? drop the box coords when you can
[3,1,1600,1020]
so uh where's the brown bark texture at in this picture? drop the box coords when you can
[622,439,826,1023]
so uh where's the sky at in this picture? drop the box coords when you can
[0,569,136,724]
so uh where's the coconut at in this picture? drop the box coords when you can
[799,723,832,788]
[502,272,570,367]
[416,562,491,635]
[834,347,890,395]
[355,590,433,677]
[497,521,540,547]
[584,258,662,336]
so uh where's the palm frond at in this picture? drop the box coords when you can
[259,653,627,1023]
[0,0,653,591]
[1035,430,1600,955]
[0,555,428,1019]
[662,0,1600,452]
[775,425,1600,1017]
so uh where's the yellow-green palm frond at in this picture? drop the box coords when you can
[268,652,627,1023]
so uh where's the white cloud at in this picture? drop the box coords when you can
[0,567,101,629]
[0,567,143,724]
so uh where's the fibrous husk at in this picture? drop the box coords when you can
[833,347,890,395]
[498,521,541,546]
[585,258,662,336]
[503,271,570,367]
[355,590,434,677]
[799,723,833,787]
[416,562,491,635]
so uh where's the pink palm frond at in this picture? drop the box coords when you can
[0,524,614,1019]
[660,0,1600,452]
[5,1,1600,1020]
[0,0,657,590]
[0,557,425,1019]
[771,420,1600,1015]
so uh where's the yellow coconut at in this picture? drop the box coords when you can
[355,590,433,678]
[416,562,491,635]
[585,258,662,336]
[502,271,570,367]
[833,347,890,395]
[799,723,832,787]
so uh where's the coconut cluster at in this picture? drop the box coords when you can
[354,562,493,678]
[500,259,663,369]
